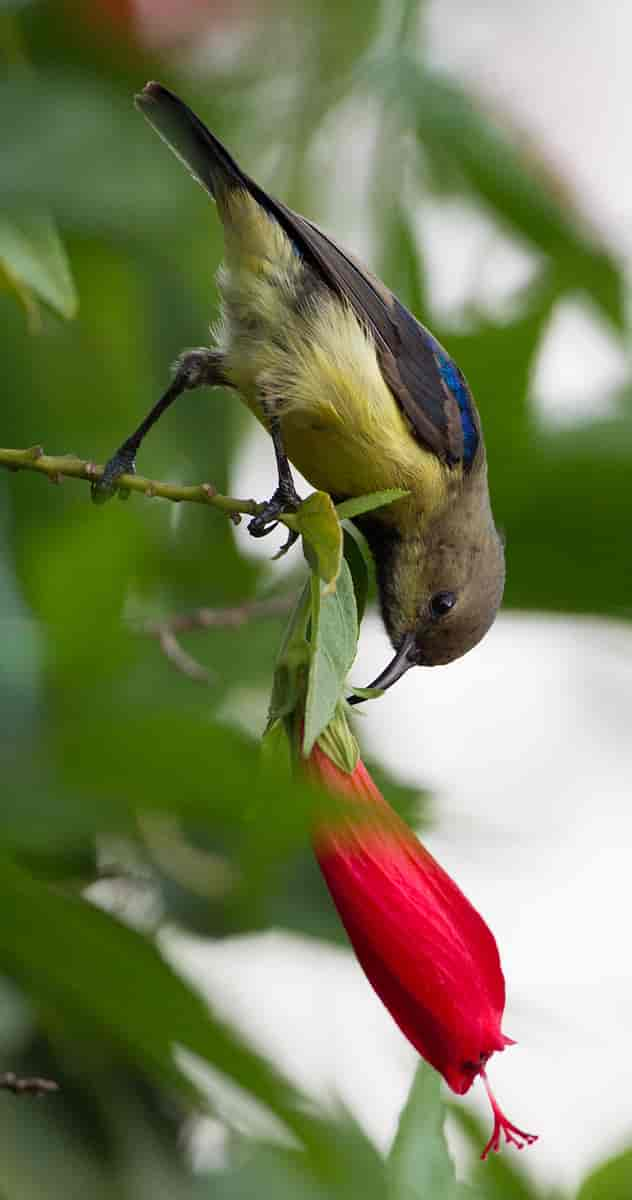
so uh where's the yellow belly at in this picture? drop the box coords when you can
[279,404,439,509]
[212,190,452,528]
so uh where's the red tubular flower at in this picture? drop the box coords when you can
[308,742,537,1160]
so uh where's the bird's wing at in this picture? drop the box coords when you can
[247,196,480,469]
[137,82,479,468]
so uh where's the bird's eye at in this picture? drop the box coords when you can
[429,590,456,620]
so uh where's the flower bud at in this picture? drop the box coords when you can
[308,740,536,1159]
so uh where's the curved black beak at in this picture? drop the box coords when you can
[348,632,418,705]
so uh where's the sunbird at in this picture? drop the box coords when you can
[97,82,505,697]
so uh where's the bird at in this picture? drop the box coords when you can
[95,81,505,698]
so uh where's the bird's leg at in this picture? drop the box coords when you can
[92,349,228,500]
[248,399,301,554]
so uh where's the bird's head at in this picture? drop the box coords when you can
[352,490,505,699]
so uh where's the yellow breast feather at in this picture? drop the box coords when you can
[264,299,450,523]
[214,195,451,527]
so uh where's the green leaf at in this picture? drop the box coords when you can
[209,1120,389,1200]
[0,211,77,320]
[347,686,385,702]
[0,856,393,1192]
[0,855,311,1141]
[208,1143,328,1200]
[260,717,292,776]
[577,1149,632,1200]
[343,527,370,625]
[336,490,408,521]
[0,73,210,237]
[266,581,312,729]
[368,54,624,329]
[388,1062,458,1200]
[296,491,343,588]
[48,707,317,857]
[303,559,358,755]
[316,704,359,773]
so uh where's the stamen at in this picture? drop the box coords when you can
[480,1070,538,1161]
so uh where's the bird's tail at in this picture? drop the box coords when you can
[135,81,246,201]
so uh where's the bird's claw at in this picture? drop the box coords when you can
[272,527,300,559]
[91,445,137,503]
[247,483,302,557]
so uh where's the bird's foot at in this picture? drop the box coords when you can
[91,441,137,503]
[248,480,302,557]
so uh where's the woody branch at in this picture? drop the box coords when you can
[139,595,294,682]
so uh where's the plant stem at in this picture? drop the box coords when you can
[0,445,299,531]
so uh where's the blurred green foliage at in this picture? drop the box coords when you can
[0,0,630,1195]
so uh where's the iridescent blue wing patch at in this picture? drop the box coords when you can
[428,338,479,468]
